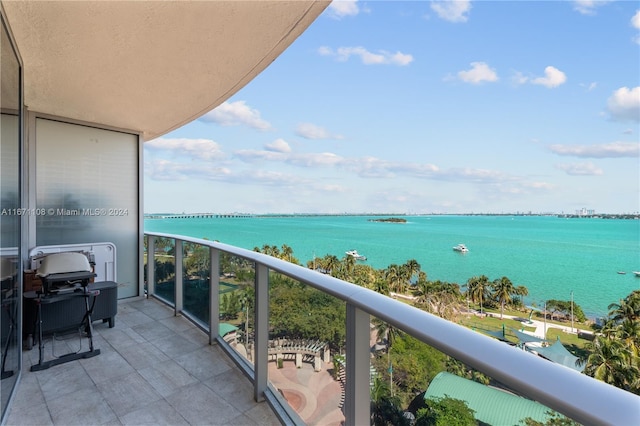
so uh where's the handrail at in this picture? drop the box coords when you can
[145,232,640,426]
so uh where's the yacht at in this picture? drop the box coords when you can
[633,271,640,277]
[453,243,469,253]
[345,250,367,261]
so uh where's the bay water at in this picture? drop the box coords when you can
[144,215,640,319]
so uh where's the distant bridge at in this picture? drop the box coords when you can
[144,213,253,219]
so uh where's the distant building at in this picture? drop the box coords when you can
[576,208,595,216]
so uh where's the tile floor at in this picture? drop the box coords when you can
[5,297,280,425]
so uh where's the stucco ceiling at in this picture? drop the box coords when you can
[2,0,329,140]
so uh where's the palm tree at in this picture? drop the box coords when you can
[324,255,340,277]
[465,275,490,315]
[342,253,356,280]
[385,264,402,295]
[280,244,294,263]
[608,290,640,323]
[373,317,401,350]
[404,259,421,285]
[412,280,431,309]
[373,276,390,296]
[582,336,640,392]
[492,276,515,319]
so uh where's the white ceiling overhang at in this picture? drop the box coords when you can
[2,0,329,140]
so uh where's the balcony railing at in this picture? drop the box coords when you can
[144,232,640,426]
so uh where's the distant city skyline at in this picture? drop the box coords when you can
[144,1,640,214]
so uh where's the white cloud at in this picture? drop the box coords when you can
[326,1,360,19]
[511,71,529,86]
[145,159,231,181]
[549,141,639,158]
[431,0,472,23]
[633,10,640,44]
[318,46,413,66]
[607,86,640,122]
[556,162,604,176]
[457,62,498,84]
[531,66,567,88]
[200,101,272,131]
[234,149,345,168]
[288,152,345,167]
[632,10,640,29]
[145,138,226,161]
[579,82,597,91]
[295,123,343,140]
[572,0,612,15]
[265,139,292,153]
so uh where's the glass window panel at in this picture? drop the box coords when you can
[35,118,139,298]
[0,14,21,420]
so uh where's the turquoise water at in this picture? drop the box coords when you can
[145,215,640,319]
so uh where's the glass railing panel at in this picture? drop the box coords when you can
[370,307,577,426]
[143,234,148,295]
[182,242,210,325]
[267,272,346,425]
[153,237,175,304]
[218,252,255,366]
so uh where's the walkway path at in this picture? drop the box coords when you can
[496,313,594,339]
[268,360,344,425]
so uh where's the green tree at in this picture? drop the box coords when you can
[465,275,490,315]
[184,242,209,279]
[376,334,447,405]
[415,396,477,426]
[404,259,421,285]
[581,290,640,394]
[581,335,639,393]
[324,254,341,276]
[546,299,586,322]
[608,290,640,323]
[491,276,515,319]
[385,264,404,294]
[522,411,580,425]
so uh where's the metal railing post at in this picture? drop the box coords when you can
[345,303,370,426]
[209,247,219,345]
[254,263,269,402]
[147,235,155,296]
[175,239,183,315]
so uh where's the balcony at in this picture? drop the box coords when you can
[6,297,279,425]
[6,232,640,425]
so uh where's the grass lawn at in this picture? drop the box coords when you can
[459,315,536,344]
[480,305,594,331]
[546,328,590,355]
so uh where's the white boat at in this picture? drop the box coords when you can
[633,271,640,277]
[453,243,469,253]
[345,250,367,261]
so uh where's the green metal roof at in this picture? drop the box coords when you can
[424,372,555,425]
[218,322,238,337]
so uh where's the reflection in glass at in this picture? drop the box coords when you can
[182,242,210,325]
[0,13,21,420]
[154,238,175,304]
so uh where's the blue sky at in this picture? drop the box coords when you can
[144,0,640,215]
